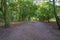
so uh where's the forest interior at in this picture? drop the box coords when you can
[0,0,60,40]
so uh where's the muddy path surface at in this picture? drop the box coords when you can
[0,21,60,40]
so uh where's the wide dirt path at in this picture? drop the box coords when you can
[0,21,60,40]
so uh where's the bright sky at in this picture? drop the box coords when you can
[33,0,60,6]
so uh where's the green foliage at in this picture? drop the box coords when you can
[1,0,60,22]
[37,2,54,21]
[56,6,60,17]
[17,0,37,21]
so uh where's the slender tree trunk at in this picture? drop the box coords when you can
[53,0,60,29]
[47,12,49,22]
[0,0,2,11]
[1,0,3,12]
[47,15,49,22]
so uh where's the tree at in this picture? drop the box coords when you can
[37,2,54,22]
[17,0,37,21]
[1,0,10,28]
[53,0,60,29]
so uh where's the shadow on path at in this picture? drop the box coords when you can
[0,21,60,40]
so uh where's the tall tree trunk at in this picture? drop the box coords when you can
[53,0,60,29]
[2,0,10,28]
